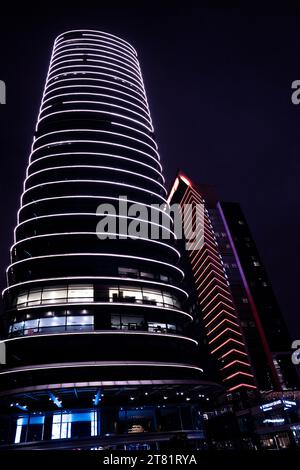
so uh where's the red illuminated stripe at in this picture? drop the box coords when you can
[194,264,229,288]
[196,269,229,292]
[192,254,225,280]
[220,359,251,370]
[200,283,232,305]
[205,309,238,328]
[208,327,242,345]
[202,294,236,314]
[223,371,254,381]
[207,317,240,336]
[198,276,230,298]
[219,348,248,360]
[228,383,257,392]
[210,337,245,354]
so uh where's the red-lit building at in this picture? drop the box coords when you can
[168,172,299,393]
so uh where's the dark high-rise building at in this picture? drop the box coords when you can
[0,31,216,449]
[168,173,299,393]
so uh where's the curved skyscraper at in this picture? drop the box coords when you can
[0,30,214,449]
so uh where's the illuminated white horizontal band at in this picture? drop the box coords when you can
[55,30,137,55]
[3,331,198,345]
[44,77,148,105]
[40,99,152,130]
[3,276,188,298]
[52,45,139,68]
[27,152,163,181]
[54,29,137,54]
[30,140,160,170]
[46,70,144,99]
[33,128,159,159]
[110,121,155,146]
[48,65,144,93]
[0,361,203,376]
[20,180,167,207]
[15,213,175,237]
[43,83,149,113]
[17,195,171,223]
[37,108,153,134]
[55,30,136,55]
[53,39,137,62]
[7,253,184,278]
[11,232,180,257]
[24,165,166,194]
[50,42,141,72]
[42,91,151,123]
[54,37,137,62]
[52,43,139,75]
[11,303,190,320]
[51,51,140,75]
[60,100,152,129]
[49,57,142,84]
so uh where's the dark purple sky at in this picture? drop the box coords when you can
[0,2,299,337]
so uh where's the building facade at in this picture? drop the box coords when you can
[168,172,300,449]
[168,173,299,393]
[0,31,216,449]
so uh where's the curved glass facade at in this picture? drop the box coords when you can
[0,30,214,449]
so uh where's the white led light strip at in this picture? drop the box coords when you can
[24,165,166,194]
[49,57,142,84]
[0,362,203,376]
[55,30,137,54]
[11,232,180,258]
[41,92,151,122]
[7,253,184,278]
[17,195,170,223]
[32,128,159,159]
[20,180,168,207]
[51,51,140,74]
[14,214,176,240]
[44,77,148,106]
[54,36,137,60]
[54,37,137,62]
[3,276,188,298]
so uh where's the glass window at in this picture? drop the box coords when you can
[67,315,93,326]
[16,291,28,307]
[109,288,119,302]
[143,289,163,305]
[52,413,71,440]
[121,288,142,303]
[27,289,42,306]
[12,322,24,332]
[121,316,144,330]
[39,316,66,328]
[42,287,67,303]
[148,322,167,333]
[68,284,93,302]
[109,287,143,303]
[140,272,154,280]
[118,267,139,277]
[111,314,121,329]
[14,417,28,444]
[23,318,39,335]
[162,292,180,308]
[51,411,98,440]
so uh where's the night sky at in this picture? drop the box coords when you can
[0,2,299,337]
